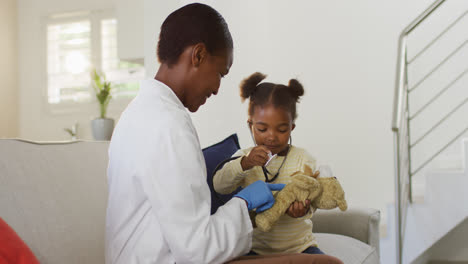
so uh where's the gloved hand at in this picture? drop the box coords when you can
[234,180,285,212]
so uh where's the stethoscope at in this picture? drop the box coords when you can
[209,125,292,206]
[248,123,291,183]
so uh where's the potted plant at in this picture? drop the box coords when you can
[90,69,114,140]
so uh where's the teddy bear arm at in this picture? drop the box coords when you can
[255,183,301,232]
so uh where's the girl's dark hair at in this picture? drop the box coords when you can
[240,72,304,120]
[157,3,233,66]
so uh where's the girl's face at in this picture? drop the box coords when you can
[249,104,295,155]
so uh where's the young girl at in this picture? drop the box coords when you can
[213,72,325,255]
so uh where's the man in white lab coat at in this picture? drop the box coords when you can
[105,3,284,264]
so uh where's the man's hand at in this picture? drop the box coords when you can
[241,146,271,171]
[286,200,311,218]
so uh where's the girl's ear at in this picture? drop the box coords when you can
[291,123,296,131]
[192,43,207,67]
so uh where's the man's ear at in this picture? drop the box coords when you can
[192,43,207,67]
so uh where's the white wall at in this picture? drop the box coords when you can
[18,0,454,217]
[144,0,435,218]
[0,0,18,138]
[17,0,124,141]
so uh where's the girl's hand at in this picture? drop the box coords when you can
[286,200,311,218]
[241,145,271,171]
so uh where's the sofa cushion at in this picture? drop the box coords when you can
[0,140,109,264]
[202,134,242,214]
[312,207,381,254]
[315,233,379,264]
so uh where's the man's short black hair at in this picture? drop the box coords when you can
[157,3,233,66]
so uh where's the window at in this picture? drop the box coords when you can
[46,11,145,105]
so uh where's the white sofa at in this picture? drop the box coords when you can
[0,139,380,263]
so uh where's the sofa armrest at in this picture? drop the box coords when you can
[311,207,380,253]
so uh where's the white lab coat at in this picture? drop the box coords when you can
[105,79,253,264]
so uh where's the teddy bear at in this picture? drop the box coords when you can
[255,165,347,232]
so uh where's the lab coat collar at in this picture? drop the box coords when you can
[140,79,185,110]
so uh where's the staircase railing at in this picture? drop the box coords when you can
[392,0,468,262]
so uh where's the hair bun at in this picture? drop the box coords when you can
[240,72,267,101]
[288,78,304,100]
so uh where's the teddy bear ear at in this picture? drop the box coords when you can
[303,164,313,176]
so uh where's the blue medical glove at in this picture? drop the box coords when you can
[234,180,285,213]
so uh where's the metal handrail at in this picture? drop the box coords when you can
[411,95,468,149]
[408,10,468,64]
[412,125,468,175]
[392,0,446,132]
[392,1,446,264]
[410,67,468,120]
[392,36,407,132]
[409,39,468,93]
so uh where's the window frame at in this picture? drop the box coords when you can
[43,9,137,115]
